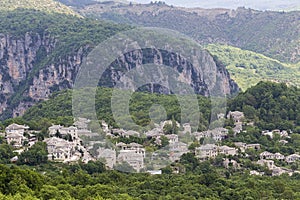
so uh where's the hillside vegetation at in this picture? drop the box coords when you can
[229,81,300,131]
[0,163,299,199]
[206,44,300,91]
[3,82,297,134]
[81,3,300,63]
[0,0,80,16]
[19,87,211,132]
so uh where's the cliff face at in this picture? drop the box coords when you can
[0,33,54,116]
[0,32,238,119]
[0,32,85,118]
[100,48,239,96]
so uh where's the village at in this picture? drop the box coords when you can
[1,111,300,176]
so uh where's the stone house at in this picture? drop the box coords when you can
[274,153,285,160]
[193,128,228,142]
[121,130,140,138]
[118,150,144,172]
[234,142,261,152]
[260,151,285,160]
[73,118,90,130]
[182,123,191,134]
[97,148,116,169]
[44,137,75,161]
[285,154,300,163]
[260,151,274,160]
[257,159,275,170]
[117,150,144,172]
[196,144,238,159]
[48,125,64,136]
[168,141,189,162]
[219,146,237,156]
[227,111,244,123]
[48,125,79,142]
[5,123,29,136]
[116,142,146,158]
[246,143,261,150]
[6,133,27,147]
[195,144,218,159]
[165,134,178,144]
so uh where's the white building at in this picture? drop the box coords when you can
[196,144,238,159]
[168,141,188,162]
[286,154,300,163]
[116,142,147,172]
[196,144,218,159]
[5,123,29,147]
[219,146,237,156]
[193,128,228,142]
[165,134,179,144]
[227,111,244,123]
[260,151,285,160]
[97,148,116,169]
[5,123,29,135]
[73,118,90,130]
[44,137,75,161]
[6,133,26,147]
[257,159,275,170]
[117,150,144,172]
[48,125,79,142]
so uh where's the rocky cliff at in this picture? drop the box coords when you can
[0,31,238,119]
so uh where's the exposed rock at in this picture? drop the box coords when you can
[0,32,238,119]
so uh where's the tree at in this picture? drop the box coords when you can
[160,136,169,147]
[163,118,179,135]
[0,144,16,164]
[17,142,48,165]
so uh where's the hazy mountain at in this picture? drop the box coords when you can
[132,0,300,11]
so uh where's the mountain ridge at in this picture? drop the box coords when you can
[77,2,300,64]
[0,0,81,17]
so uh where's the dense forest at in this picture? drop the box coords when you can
[1,81,299,135]
[8,87,211,132]
[0,156,299,199]
[229,81,300,132]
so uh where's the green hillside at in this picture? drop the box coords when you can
[85,4,300,63]
[0,0,80,16]
[18,87,211,132]
[229,81,300,132]
[5,82,299,133]
[206,44,300,91]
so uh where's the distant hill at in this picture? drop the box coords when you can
[0,0,80,16]
[132,0,300,11]
[77,3,300,64]
[206,44,300,91]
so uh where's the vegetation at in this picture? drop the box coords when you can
[0,0,80,16]
[0,159,299,199]
[18,87,211,132]
[2,81,296,135]
[206,44,300,91]
[87,4,300,63]
[229,81,300,132]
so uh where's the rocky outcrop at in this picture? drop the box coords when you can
[0,32,238,119]
[100,48,239,96]
[0,33,57,116]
